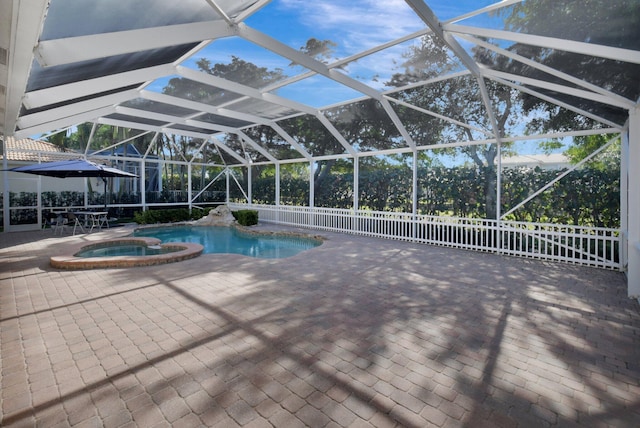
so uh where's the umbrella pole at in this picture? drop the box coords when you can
[102,177,108,210]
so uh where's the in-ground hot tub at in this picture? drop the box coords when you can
[50,237,203,270]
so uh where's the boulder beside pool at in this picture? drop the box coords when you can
[194,205,236,226]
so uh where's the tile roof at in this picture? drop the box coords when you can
[2,136,78,162]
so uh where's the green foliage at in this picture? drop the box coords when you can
[45,123,157,154]
[249,163,619,228]
[510,165,617,227]
[494,0,639,127]
[232,210,259,226]
[133,208,208,224]
[565,136,620,171]
[297,38,337,63]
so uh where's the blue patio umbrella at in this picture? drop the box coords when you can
[10,158,138,208]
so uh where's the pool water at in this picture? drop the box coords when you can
[75,244,179,258]
[132,226,321,258]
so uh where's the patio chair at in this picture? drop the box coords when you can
[43,212,54,230]
[49,212,68,235]
[67,212,85,235]
[98,212,110,229]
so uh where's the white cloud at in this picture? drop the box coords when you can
[277,0,425,53]
[268,0,428,86]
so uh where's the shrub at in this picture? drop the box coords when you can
[133,207,208,224]
[232,209,258,226]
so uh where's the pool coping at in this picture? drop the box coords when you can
[50,237,204,270]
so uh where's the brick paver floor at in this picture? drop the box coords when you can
[1,224,640,427]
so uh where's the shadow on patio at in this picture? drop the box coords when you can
[1,228,639,427]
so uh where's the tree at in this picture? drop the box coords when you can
[495,0,640,135]
[162,56,287,194]
[45,130,71,150]
[387,34,520,219]
[487,0,629,223]
[296,38,337,65]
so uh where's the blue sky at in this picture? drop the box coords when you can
[143,0,577,164]
[151,0,505,108]
[142,1,576,160]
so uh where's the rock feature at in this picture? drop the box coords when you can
[193,205,236,226]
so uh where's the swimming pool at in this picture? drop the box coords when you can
[132,225,322,258]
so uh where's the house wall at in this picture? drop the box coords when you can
[499,154,571,170]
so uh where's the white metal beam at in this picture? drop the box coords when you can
[236,23,431,152]
[141,90,272,126]
[501,135,620,219]
[97,116,198,138]
[404,0,482,74]
[15,88,140,133]
[97,116,160,132]
[233,0,271,23]
[380,97,416,150]
[162,133,190,163]
[23,64,176,109]
[627,107,640,297]
[34,20,237,67]
[252,27,433,103]
[314,113,358,157]
[180,87,342,161]
[404,0,504,155]
[189,139,211,165]
[456,33,636,109]
[382,70,472,94]
[14,105,117,139]
[207,138,249,165]
[83,122,98,156]
[507,127,622,142]
[97,115,249,165]
[186,119,239,135]
[115,106,179,127]
[385,95,493,138]
[144,132,160,158]
[214,107,271,126]
[445,24,640,65]
[142,91,318,162]
[141,93,320,164]
[270,123,313,161]
[3,0,49,136]
[117,105,259,139]
[483,69,634,110]
[476,75,503,140]
[91,130,152,156]
[237,24,380,97]
[204,0,232,24]
[487,75,623,129]
[176,65,318,116]
[236,131,278,163]
[446,0,524,25]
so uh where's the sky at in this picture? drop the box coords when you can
[150,0,506,108]
[145,0,574,163]
[33,0,608,164]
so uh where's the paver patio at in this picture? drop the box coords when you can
[1,224,639,427]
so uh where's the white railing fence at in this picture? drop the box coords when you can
[229,203,621,270]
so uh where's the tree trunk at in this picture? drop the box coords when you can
[484,165,497,220]
[313,159,336,196]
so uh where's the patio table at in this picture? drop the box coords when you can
[72,211,108,234]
